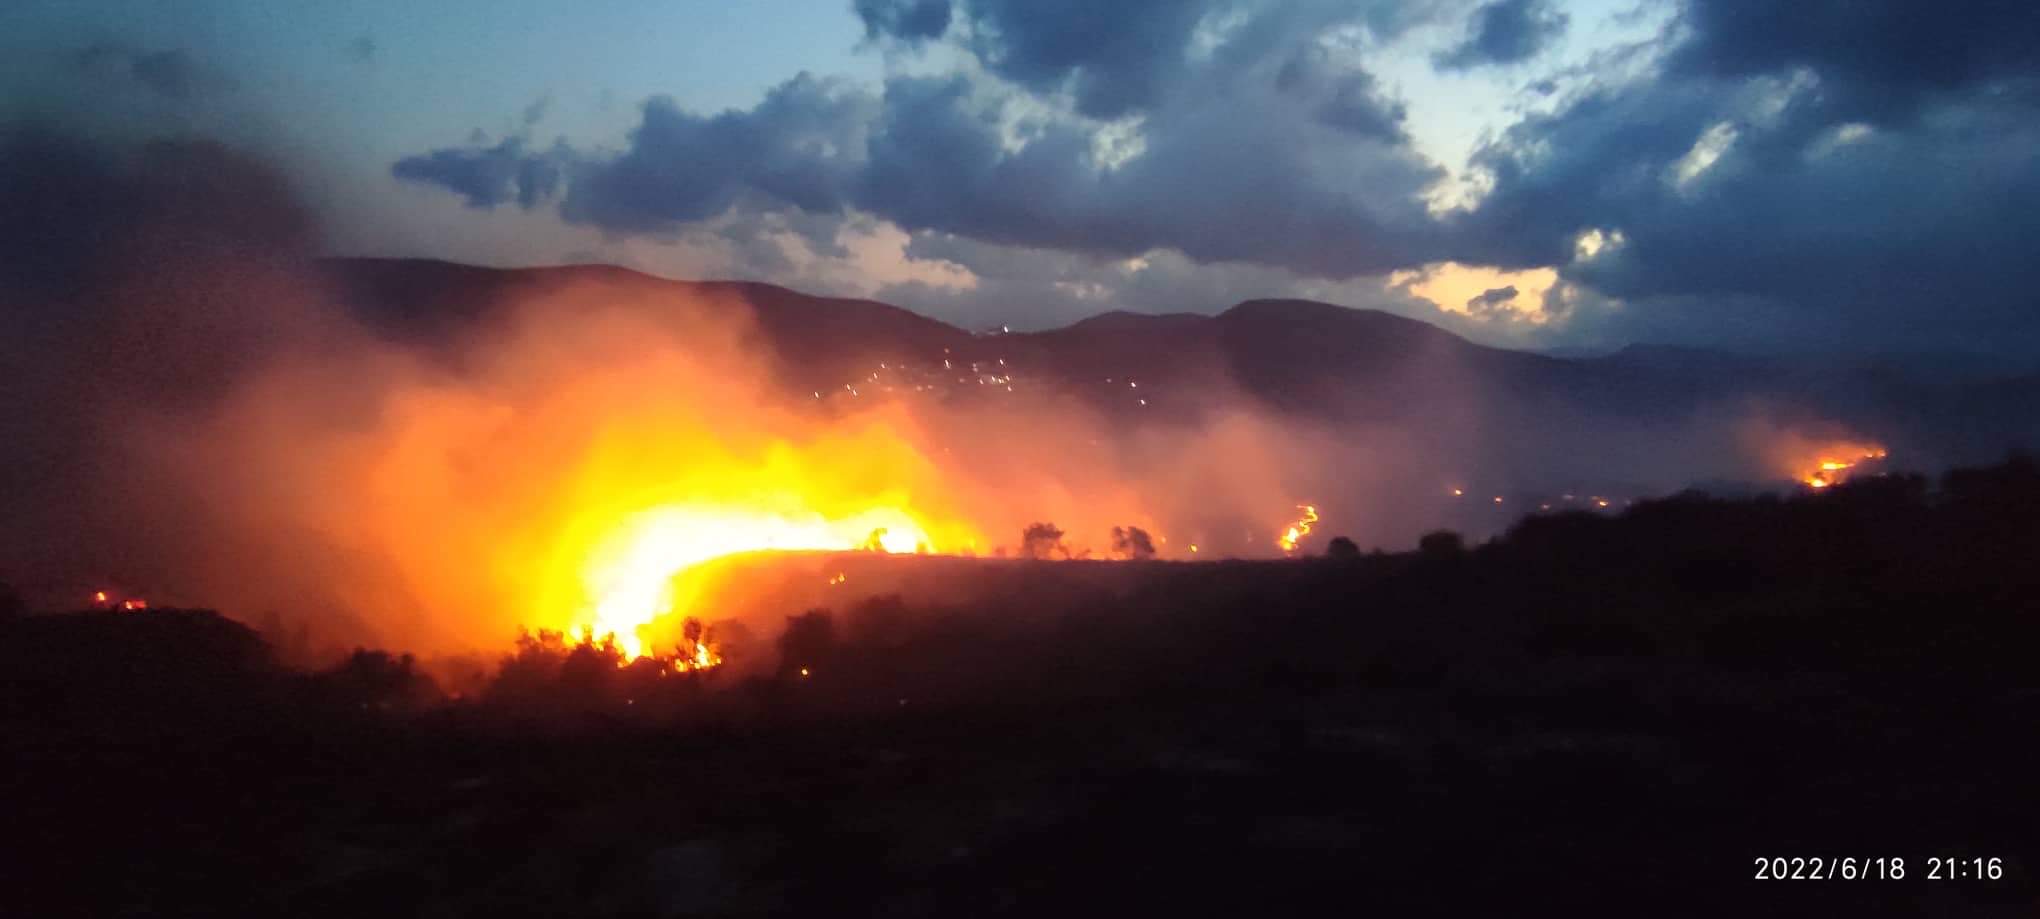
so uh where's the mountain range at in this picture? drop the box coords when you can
[321,258,2040,492]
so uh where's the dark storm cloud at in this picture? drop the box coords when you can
[75,43,234,101]
[1456,0,2040,351]
[558,74,876,231]
[951,0,1218,119]
[862,0,1435,120]
[1433,0,1569,71]
[396,3,1444,278]
[1667,0,2040,118]
[388,0,2040,354]
[1275,44,1410,141]
[853,71,1442,276]
[854,0,953,43]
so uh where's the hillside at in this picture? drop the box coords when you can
[316,258,2040,491]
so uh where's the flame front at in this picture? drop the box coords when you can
[1801,446,1888,490]
[571,504,936,658]
[1277,504,1319,553]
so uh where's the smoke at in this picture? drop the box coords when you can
[0,124,1905,661]
[0,125,1305,655]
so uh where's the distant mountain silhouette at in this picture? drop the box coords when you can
[317,258,2039,478]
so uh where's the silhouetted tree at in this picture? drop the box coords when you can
[1022,522,1068,559]
[1418,529,1465,558]
[320,648,440,710]
[1325,536,1360,559]
[0,580,21,620]
[1111,526,1156,560]
[778,609,838,678]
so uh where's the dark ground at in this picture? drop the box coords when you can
[5,459,2039,917]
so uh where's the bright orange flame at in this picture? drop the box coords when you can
[562,504,945,659]
[1277,504,1319,553]
[93,591,107,604]
[1798,446,1887,490]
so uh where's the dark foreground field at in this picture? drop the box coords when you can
[6,460,2039,917]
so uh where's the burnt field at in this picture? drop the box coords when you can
[6,459,2040,917]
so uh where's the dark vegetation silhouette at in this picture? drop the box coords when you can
[4,457,2038,916]
[1324,535,1360,558]
[1417,528,1465,558]
[1111,525,1156,560]
[1020,521,1068,559]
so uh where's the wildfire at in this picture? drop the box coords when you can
[1277,504,1319,553]
[92,590,148,611]
[669,638,722,672]
[1800,447,1889,490]
[566,504,941,659]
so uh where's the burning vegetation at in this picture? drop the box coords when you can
[1800,446,1890,490]
[1277,504,1319,553]
[0,127,1971,673]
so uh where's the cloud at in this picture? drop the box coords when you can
[1466,284,1518,312]
[854,0,953,44]
[388,0,2040,355]
[950,0,1218,119]
[75,43,235,101]
[1666,0,2040,121]
[559,74,877,231]
[1275,43,1411,141]
[522,94,553,128]
[1433,0,1569,71]
[1453,0,2040,352]
[392,135,565,210]
[396,24,1447,278]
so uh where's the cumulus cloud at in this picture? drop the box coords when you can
[397,7,1448,279]
[1456,0,2040,352]
[1666,0,2040,120]
[854,0,953,44]
[389,0,2040,355]
[1433,0,1569,71]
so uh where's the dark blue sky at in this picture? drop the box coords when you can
[5,0,2038,357]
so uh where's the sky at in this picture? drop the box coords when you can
[4,0,2038,357]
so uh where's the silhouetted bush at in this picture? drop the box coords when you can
[312,648,442,711]
[1417,529,1464,558]
[777,608,838,678]
[1111,525,1156,560]
[1324,536,1360,559]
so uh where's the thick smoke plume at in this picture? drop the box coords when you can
[0,127,1901,659]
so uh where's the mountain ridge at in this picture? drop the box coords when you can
[313,257,2038,476]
